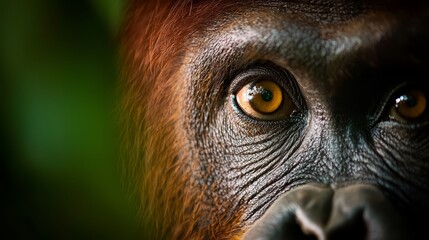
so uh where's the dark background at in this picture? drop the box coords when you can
[0,0,142,239]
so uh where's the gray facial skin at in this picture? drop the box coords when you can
[179,1,429,238]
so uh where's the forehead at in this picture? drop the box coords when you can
[181,0,429,120]
[193,0,427,21]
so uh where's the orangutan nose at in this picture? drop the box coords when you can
[242,184,410,240]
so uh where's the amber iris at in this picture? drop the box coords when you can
[392,89,427,120]
[237,81,282,114]
[236,80,296,120]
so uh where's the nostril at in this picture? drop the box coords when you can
[326,210,366,240]
[250,212,319,240]
[325,184,408,240]
[243,184,333,240]
[279,214,318,240]
[242,204,324,240]
[294,203,367,240]
[243,184,409,240]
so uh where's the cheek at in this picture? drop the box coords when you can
[371,123,429,210]
[372,122,429,170]
[190,99,309,220]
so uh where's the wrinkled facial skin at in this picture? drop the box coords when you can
[122,0,429,239]
[182,0,429,237]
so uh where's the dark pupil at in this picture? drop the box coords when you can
[397,95,417,108]
[261,89,273,102]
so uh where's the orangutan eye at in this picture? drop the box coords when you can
[235,80,296,120]
[389,87,429,123]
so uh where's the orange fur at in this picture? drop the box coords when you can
[119,0,245,239]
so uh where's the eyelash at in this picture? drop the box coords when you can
[385,84,429,124]
[230,64,303,102]
[229,63,305,121]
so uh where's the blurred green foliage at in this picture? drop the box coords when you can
[0,0,142,239]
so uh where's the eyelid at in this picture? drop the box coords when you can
[229,62,303,110]
[389,87,428,123]
[229,67,273,93]
[372,82,429,126]
[367,82,409,127]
